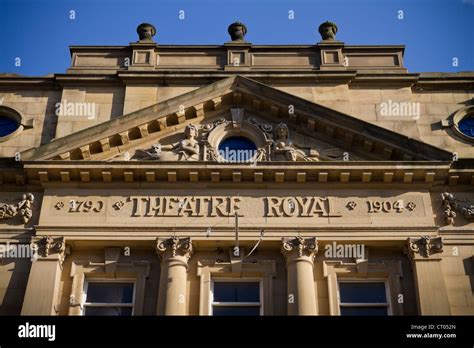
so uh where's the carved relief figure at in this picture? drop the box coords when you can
[273,123,319,161]
[133,124,200,161]
[0,193,34,224]
[131,144,161,160]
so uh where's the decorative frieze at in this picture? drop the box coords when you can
[49,193,428,225]
[115,124,200,162]
[0,193,34,224]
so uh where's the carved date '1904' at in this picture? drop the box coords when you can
[367,200,404,213]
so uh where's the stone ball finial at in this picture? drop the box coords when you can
[228,21,247,41]
[137,23,156,42]
[318,21,338,41]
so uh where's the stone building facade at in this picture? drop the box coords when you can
[0,21,473,316]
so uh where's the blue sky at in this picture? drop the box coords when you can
[0,0,473,75]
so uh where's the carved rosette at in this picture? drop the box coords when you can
[281,237,318,263]
[31,236,68,264]
[407,236,443,260]
[156,237,193,261]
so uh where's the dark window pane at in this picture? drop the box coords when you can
[459,116,474,138]
[0,116,19,137]
[84,306,132,316]
[339,282,387,303]
[218,137,257,162]
[213,282,260,302]
[340,307,388,316]
[213,306,260,316]
[86,282,134,303]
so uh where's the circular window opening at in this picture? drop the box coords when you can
[0,115,20,137]
[218,136,257,162]
[458,116,474,139]
[451,105,474,143]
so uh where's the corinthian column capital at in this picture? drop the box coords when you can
[281,237,318,264]
[156,237,193,261]
[407,236,443,261]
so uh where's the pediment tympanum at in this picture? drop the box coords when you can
[20,75,452,163]
[107,108,353,163]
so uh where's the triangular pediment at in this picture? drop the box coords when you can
[21,75,452,162]
[102,111,362,162]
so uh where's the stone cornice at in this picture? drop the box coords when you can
[0,75,58,89]
[67,44,408,50]
[1,71,472,90]
[31,226,440,244]
[17,161,464,186]
[415,72,474,89]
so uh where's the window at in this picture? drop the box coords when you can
[447,105,474,143]
[338,281,390,316]
[82,281,135,316]
[0,106,23,141]
[218,136,257,162]
[458,116,474,138]
[0,115,19,137]
[211,280,262,316]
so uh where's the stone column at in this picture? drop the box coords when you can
[407,236,451,315]
[21,237,67,315]
[156,237,193,315]
[281,237,318,315]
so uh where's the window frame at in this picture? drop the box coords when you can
[449,105,474,143]
[337,279,392,316]
[81,279,136,316]
[209,278,263,316]
[0,105,24,142]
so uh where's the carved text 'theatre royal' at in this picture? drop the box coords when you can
[128,196,341,217]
